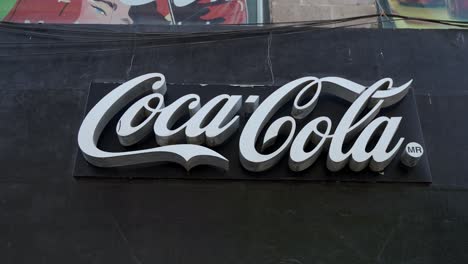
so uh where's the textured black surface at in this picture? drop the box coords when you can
[1,27,468,263]
[74,83,431,183]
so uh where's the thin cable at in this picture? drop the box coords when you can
[0,14,468,50]
[0,19,410,58]
[2,13,468,42]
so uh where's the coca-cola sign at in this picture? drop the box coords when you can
[75,73,430,182]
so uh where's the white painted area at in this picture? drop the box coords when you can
[119,0,154,6]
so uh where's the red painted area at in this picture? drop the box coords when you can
[2,0,249,24]
[155,0,247,24]
[199,0,247,24]
[4,0,82,23]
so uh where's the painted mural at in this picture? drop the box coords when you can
[384,0,468,29]
[0,0,259,25]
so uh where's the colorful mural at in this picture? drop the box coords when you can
[384,0,468,29]
[0,0,259,25]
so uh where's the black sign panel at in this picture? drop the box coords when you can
[74,82,431,183]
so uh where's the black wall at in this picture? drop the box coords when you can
[1,26,468,263]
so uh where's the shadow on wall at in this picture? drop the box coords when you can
[0,0,252,25]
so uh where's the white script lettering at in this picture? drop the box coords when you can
[78,73,413,173]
